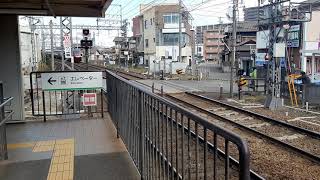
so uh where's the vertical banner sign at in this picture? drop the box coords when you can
[83,93,97,106]
[63,35,72,58]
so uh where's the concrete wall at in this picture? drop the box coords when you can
[0,15,24,121]
[156,45,192,62]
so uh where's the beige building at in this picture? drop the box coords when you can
[137,3,194,72]
[203,29,224,61]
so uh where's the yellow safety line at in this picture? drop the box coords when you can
[7,142,35,150]
[7,138,75,180]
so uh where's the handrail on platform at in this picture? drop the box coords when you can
[0,82,14,161]
[105,70,251,180]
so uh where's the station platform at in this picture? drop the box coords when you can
[0,114,140,180]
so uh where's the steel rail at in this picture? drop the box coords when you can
[186,92,320,139]
[148,102,265,180]
[165,94,320,164]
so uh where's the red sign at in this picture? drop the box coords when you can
[83,93,97,106]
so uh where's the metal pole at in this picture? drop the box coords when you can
[230,0,238,97]
[101,90,104,118]
[178,0,182,62]
[60,17,65,71]
[50,20,54,71]
[42,91,46,122]
[218,17,222,65]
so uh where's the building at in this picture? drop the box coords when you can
[195,24,226,61]
[132,15,145,65]
[135,3,194,73]
[244,6,269,22]
[244,6,260,22]
[300,0,320,82]
[222,21,257,74]
[203,29,224,62]
[195,25,215,60]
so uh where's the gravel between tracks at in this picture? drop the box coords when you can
[199,92,320,133]
[167,93,320,179]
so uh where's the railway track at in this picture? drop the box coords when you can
[55,61,146,80]
[164,92,320,179]
[151,107,265,180]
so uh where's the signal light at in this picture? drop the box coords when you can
[83,29,89,36]
[81,39,93,48]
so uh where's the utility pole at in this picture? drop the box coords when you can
[259,0,312,109]
[60,17,64,71]
[50,20,54,71]
[230,0,238,97]
[217,17,223,65]
[60,17,73,71]
[178,0,182,62]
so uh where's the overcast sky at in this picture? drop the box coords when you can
[20,0,305,47]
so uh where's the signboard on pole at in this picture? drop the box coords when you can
[63,35,72,58]
[83,93,97,106]
[287,25,300,48]
[41,72,103,91]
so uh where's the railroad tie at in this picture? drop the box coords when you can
[247,122,270,128]
[233,116,254,121]
[216,111,239,117]
[207,107,226,112]
[276,134,305,141]
[287,116,317,122]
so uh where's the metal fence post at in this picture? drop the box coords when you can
[29,72,35,116]
[42,91,46,122]
[302,84,306,106]
[100,90,104,118]
[139,91,144,179]
[161,86,163,96]
[115,83,119,138]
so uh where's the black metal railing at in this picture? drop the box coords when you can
[30,71,104,121]
[106,71,251,180]
[0,82,14,161]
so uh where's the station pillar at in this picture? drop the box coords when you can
[0,14,24,121]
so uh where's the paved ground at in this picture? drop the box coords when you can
[136,79,238,94]
[0,114,140,180]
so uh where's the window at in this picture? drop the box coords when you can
[145,39,149,48]
[163,13,179,24]
[153,38,155,43]
[150,18,153,26]
[198,47,202,52]
[144,20,148,29]
[162,33,190,46]
[164,15,171,24]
